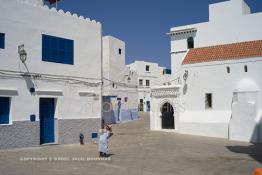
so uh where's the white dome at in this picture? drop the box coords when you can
[234,79,259,92]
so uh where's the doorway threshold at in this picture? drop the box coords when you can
[161,129,178,133]
[40,143,59,146]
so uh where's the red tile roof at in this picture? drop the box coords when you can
[182,40,262,65]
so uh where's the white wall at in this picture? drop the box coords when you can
[178,57,262,140]
[150,0,262,142]
[170,0,262,73]
[209,0,251,21]
[102,36,138,110]
[17,0,44,6]
[128,61,171,111]
[0,0,102,122]
[103,36,126,81]
[230,91,259,142]
[129,61,164,78]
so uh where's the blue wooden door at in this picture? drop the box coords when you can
[40,98,55,144]
[0,97,10,124]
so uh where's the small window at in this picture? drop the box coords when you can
[146,80,150,86]
[0,97,10,124]
[139,79,143,86]
[244,65,248,72]
[124,97,128,102]
[0,33,5,49]
[117,98,121,101]
[205,93,212,109]
[227,66,230,73]
[187,37,194,49]
[164,69,171,75]
[42,34,74,65]
[146,65,150,72]
[118,48,122,55]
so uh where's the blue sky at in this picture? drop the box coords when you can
[49,0,262,68]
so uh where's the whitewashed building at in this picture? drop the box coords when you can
[102,36,138,124]
[128,61,171,112]
[0,0,102,149]
[151,0,262,143]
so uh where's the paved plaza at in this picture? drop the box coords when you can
[0,113,261,175]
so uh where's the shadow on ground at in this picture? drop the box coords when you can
[227,144,262,163]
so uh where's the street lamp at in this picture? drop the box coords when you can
[18,44,27,63]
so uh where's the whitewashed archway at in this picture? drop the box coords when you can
[150,85,180,131]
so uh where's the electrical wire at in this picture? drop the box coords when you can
[0,70,101,87]
[103,77,138,89]
[0,69,101,81]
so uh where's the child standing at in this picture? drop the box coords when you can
[98,124,113,157]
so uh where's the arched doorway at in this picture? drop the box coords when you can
[161,102,174,129]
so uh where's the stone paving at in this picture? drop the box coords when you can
[0,112,261,175]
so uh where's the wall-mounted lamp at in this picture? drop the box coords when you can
[18,44,27,63]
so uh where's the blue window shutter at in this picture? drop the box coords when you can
[42,34,74,65]
[0,97,10,124]
[0,33,5,49]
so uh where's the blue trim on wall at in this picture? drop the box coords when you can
[103,108,139,124]
[0,33,5,49]
[42,34,74,65]
[0,97,10,124]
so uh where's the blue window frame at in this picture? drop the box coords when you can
[0,33,5,49]
[42,34,74,65]
[0,97,10,124]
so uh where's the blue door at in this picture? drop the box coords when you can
[146,101,150,112]
[0,97,10,124]
[40,98,55,144]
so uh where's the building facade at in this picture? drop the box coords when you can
[0,0,102,149]
[102,36,138,124]
[128,61,171,112]
[151,0,262,143]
